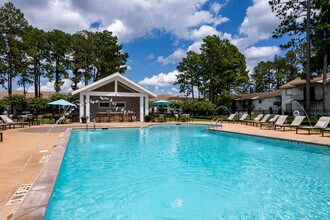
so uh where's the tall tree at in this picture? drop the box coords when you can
[92,30,128,81]
[71,30,95,90]
[0,2,28,96]
[176,51,202,99]
[269,0,317,113]
[200,35,248,104]
[313,0,330,112]
[251,61,275,92]
[284,50,301,81]
[23,26,47,97]
[45,29,71,92]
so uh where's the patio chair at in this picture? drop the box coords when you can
[260,115,280,129]
[242,114,263,125]
[274,116,306,131]
[0,115,28,128]
[253,114,271,127]
[224,114,236,123]
[238,113,249,124]
[296,116,330,136]
[272,115,288,130]
[158,114,165,122]
[174,114,180,122]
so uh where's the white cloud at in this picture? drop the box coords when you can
[106,19,131,42]
[189,25,220,41]
[244,46,281,70]
[7,0,228,42]
[139,70,179,87]
[237,0,279,48]
[157,49,186,65]
[158,25,220,64]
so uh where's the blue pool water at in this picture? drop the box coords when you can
[45,125,330,219]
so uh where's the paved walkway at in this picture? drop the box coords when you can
[0,122,329,219]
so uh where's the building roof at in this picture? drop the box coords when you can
[0,91,56,99]
[232,90,282,101]
[71,73,157,98]
[280,73,330,89]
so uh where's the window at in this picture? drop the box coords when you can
[259,99,262,104]
[286,89,292,95]
[286,103,292,111]
[99,102,110,108]
[115,102,126,108]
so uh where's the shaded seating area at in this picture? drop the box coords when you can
[296,117,330,136]
[96,111,136,123]
[274,116,306,131]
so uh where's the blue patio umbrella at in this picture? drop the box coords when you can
[48,99,76,107]
[152,100,172,106]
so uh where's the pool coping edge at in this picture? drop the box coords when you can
[11,128,72,220]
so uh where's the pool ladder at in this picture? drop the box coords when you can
[208,118,223,130]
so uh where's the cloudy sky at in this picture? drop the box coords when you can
[1,0,288,95]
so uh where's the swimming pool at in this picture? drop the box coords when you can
[45,125,330,219]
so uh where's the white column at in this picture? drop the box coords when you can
[114,80,118,93]
[86,94,90,123]
[79,93,84,123]
[145,95,149,115]
[140,96,144,122]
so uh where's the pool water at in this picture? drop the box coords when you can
[45,125,330,219]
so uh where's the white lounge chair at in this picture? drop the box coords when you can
[296,117,330,136]
[260,115,280,129]
[274,116,305,131]
[238,113,248,124]
[225,114,236,123]
[272,115,288,130]
[253,114,271,127]
[0,115,28,128]
[243,114,263,125]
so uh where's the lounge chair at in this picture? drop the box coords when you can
[225,114,236,123]
[260,115,280,129]
[274,116,306,131]
[0,115,28,128]
[272,115,288,130]
[296,117,330,136]
[253,114,271,127]
[243,114,263,125]
[238,113,249,124]
[158,114,165,122]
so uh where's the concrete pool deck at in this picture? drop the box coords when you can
[0,121,329,219]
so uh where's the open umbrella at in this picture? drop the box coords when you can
[48,99,76,107]
[152,100,172,106]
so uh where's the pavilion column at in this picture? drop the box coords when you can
[140,96,144,122]
[79,93,84,123]
[145,96,149,115]
[86,94,90,123]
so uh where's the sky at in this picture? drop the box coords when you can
[1,0,289,95]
